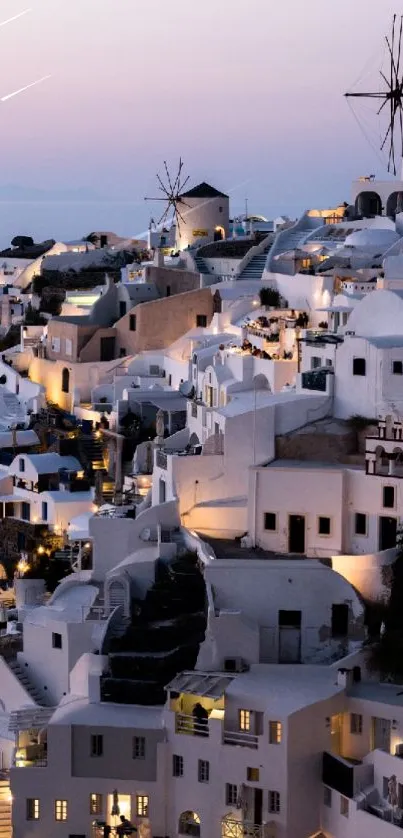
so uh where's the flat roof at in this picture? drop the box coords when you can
[225,664,344,715]
[348,682,403,708]
[50,696,163,728]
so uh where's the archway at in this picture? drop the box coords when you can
[252,373,271,391]
[178,812,201,837]
[386,191,403,218]
[214,226,225,242]
[355,191,382,218]
[61,367,70,394]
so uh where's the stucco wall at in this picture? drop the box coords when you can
[144,264,200,296]
[115,287,214,355]
[46,320,97,362]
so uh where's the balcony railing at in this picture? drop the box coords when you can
[223,729,259,748]
[13,746,47,767]
[175,713,209,737]
[222,819,271,838]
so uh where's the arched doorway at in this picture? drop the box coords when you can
[252,373,271,391]
[214,226,225,242]
[355,191,382,218]
[178,812,201,837]
[386,191,403,218]
[61,367,70,394]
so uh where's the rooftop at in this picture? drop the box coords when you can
[225,664,344,715]
[14,453,82,474]
[49,696,163,728]
[180,181,228,200]
[348,681,403,708]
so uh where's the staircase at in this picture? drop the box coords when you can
[194,255,209,275]
[238,251,269,281]
[0,778,11,838]
[101,480,115,503]
[7,660,48,706]
[79,431,105,472]
[0,390,26,428]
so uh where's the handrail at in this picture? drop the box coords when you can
[175,712,209,736]
[223,729,259,748]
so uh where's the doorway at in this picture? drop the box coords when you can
[371,717,391,752]
[288,514,305,553]
[278,610,302,663]
[214,226,225,242]
[100,336,115,362]
[253,788,263,825]
[379,516,397,550]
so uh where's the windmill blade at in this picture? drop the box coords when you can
[157,204,173,227]
[386,35,399,85]
[171,160,183,196]
[378,96,390,115]
[164,160,174,195]
[156,173,170,197]
[397,15,403,80]
[400,106,403,159]
[380,70,392,89]
[179,174,190,193]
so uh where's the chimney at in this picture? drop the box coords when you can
[337,667,354,688]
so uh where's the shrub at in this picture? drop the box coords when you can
[259,287,281,307]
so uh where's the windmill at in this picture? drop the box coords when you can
[145,159,190,247]
[345,14,403,176]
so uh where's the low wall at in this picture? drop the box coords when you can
[332,547,396,601]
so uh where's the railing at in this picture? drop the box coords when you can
[222,820,271,838]
[13,747,47,768]
[156,449,168,470]
[223,729,259,748]
[175,713,209,737]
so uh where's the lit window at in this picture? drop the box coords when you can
[133,736,145,759]
[55,800,67,821]
[268,791,280,814]
[323,786,332,807]
[198,759,209,783]
[136,795,149,818]
[226,784,238,806]
[90,734,103,757]
[340,796,349,817]
[269,721,282,744]
[52,632,62,649]
[318,516,331,536]
[26,799,40,820]
[247,767,260,782]
[173,754,184,777]
[89,793,103,815]
[350,713,363,735]
[239,710,251,731]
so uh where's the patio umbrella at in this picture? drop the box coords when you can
[111,790,120,817]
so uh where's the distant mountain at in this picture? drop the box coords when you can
[0,184,105,202]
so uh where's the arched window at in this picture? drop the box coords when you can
[178,812,200,837]
[354,191,382,218]
[61,368,70,394]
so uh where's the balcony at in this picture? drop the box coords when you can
[175,712,209,737]
[223,729,259,749]
[13,745,47,768]
[222,818,274,838]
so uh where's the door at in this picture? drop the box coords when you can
[379,516,397,550]
[119,301,126,317]
[288,515,305,553]
[371,717,391,752]
[278,610,301,663]
[100,336,115,362]
[253,789,263,825]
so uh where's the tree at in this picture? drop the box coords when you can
[11,235,34,250]
[367,534,403,682]
[83,232,99,246]
[259,287,281,308]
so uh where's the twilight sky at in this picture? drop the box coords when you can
[0,0,400,244]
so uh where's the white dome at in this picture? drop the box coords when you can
[344,229,400,250]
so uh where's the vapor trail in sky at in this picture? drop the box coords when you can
[1,75,52,102]
[0,9,31,28]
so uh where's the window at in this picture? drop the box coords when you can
[90,734,103,757]
[247,767,260,782]
[353,357,366,376]
[42,501,48,522]
[323,786,332,808]
[173,754,184,777]
[55,800,68,821]
[51,337,61,353]
[136,795,149,818]
[383,486,395,509]
[350,713,363,735]
[26,799,40,820]
[340,796,349,817]
[61,367,70,394]
[393,360,403,375]
[166,285,171,297]
[52,632,62,649]
[196,314,207,328]
[264,512,277,531]
[129,314,136,331]
[19,457,25,472]
[21,502,30,522]
[268,791,280,814]
[311,356,321,369]
[65,338,73,356]
[133,736,145,759]
[225,784,238,806]
[318,516,331,536]
[119,348,127,357]
[89,794,103,815]
[331,604,349,638]
[239,709,251,731]
[269,721,282,744]
[355,512,367,536]
[198,759,209,783]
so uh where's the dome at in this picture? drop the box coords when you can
[344,229,400,250]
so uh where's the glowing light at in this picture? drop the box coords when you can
[252,300,259,306]
[1,75,52,103]
[92,505,99,513]
[37,546,44,555]
[0,9,31,28]
[17,559,29,575]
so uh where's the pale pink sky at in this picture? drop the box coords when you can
[0,0,400,241]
